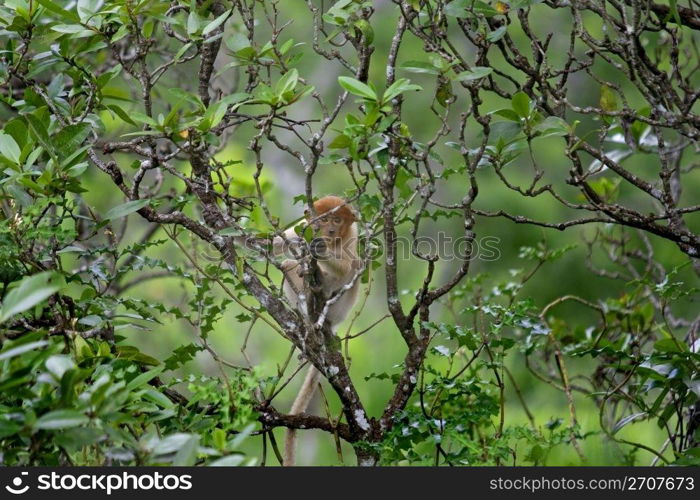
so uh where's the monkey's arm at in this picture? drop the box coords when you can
[233,225,306,259]
[271,225,305,258]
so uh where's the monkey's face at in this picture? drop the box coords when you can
[310,196,355,247]
[312,213,347,244]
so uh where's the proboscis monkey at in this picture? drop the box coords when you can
[269,196,361,465]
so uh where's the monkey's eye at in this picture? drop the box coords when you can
[332,217,341,224]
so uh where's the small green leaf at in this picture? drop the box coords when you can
[54,122,92,159]
[126,366,165,391]
[383,78,421,103]
[36,0,80,22]
[654,338,685,353]
[512,91,531,119]
[487,25,507,42]
[455,66,493,82]
[0,272,64,323]
[173,435,200,465]
[166,88,205,110]
[202,10,230,36]
[354,19,374,45]
[25,113,58,164]
[209,455,245,466]
[435,79,453,107]
[0,421,22,439]
[276,68,299,97]
[187,7,200,35]
[0,132,21,164]
[492,108,521,122]
[0,340,49,361]
[51,24,95,38]
[400,61,441,75]
[46,355,76,380]
[35,410,89,430]
[106,104,137,125]
[668,0,681,25]
[599,84,618,112]
[105,199,150,220]
[130,112,159,128]
[338,76,377,100]
[532,116,570,137]
[154,433,196,455]
[328,134,351,149]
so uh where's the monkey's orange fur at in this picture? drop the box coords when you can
[277,196,360,466]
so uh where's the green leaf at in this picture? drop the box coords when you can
[111,24,129,42]
[35,410,89,430]
[599,84,618,112]
[212,428,227,450]
[473,0,501,17]
[154,433,196,455]
[36,0,80,22]
[46,355,76,379]
[54,122,92,159]
[106,104,137,125]
[163,343,202,370]
[492,108,521,122]
[654,338,685,353]
[202,10,230,36]
[0,420,22,439]
[228,422,255,450]
[512,91,531,119]
[54,427,102,452]
[0,272,64,323]
[444,0,469,18]
[668,0,681,25]
[435,79,453,107]
[532,116,570,137]
[51,24,93,36]
[199,93,249,130]
[382,78,422,103]
[166,88,205,111]
[0,340,49,361]
[400,61,441,75]
[174,42,194,62]
[455,66,493,82]
[25,113,58,165]
[130,112,159,128]
[338,76,377,101]
[0,132,21,164]
[187,6,200,35]
[173,434,200,465]
[328,134,351,149]
[105,199,150,220]
[117,346,162,367]
[487,25,507,42]
[354,19,374,45]
[276,68,299,97]
[209,455,245,466]
[126,366,164,391]
[74,334,93,361]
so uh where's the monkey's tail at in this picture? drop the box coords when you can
[283,365,321,466]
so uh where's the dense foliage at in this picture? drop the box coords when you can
[0,0,698,466]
